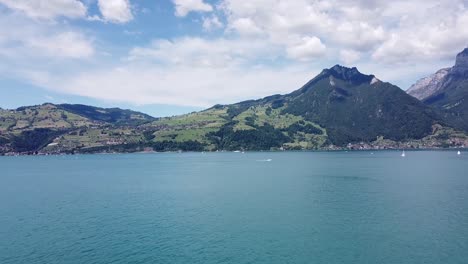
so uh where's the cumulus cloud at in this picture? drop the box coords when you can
[128,37,280,67]
[97,0,133,23]
[18,35,312,107]
[0,13,94,60]
[372,2,468,63]
[218,0,381,62]
[333,22,385,50]
[340,49,361,64]
[202,15,223,31]
[229,18,263,36]
[4,0,468,108]
[29,64,317,107]
[26,32,94,59]
[219,0,468,63]
[173,0,213,17]
[286,36,326,61]
[0,0,87,19]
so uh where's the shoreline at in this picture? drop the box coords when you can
[1,147,466,157]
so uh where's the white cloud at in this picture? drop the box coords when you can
[26,32,94,59]
[97,0,133,23]
[372,2,468,63]
[87,14,104,22]
[20,36,313,107]
[3,0,468,109]
[333,22,385,50]
[29,64,317,107]
[127,37,280,68]
[0,13,94,60]
[340,49,361,64]
[219,0,374,62]
[229,18,263,36]
[286,36,326,61]
[202,15,223,31]
[173,0,212,17]
[219,0,468,63]
[0,0,87,19]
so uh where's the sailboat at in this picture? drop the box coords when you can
[401,150,406,157]
[458,150,461,155]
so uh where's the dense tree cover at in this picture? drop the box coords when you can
[11,128,65,152]
[143,130,156,141]
[58,104,155,126]
[208,121,290,150]
[422,78,468,131]
[0,136,9,145]
[282,66,438,145]
[152,140,205,152]
[75,143,143,154]
[226,102,256,119]
[271,99,285,109]
[282,121,323,136]
[74,140,205,154]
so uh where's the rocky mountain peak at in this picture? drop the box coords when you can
[323,65,374,85]
[457,47,468,56]
[407,68,450,100]
[408,48,468,100]
[453,48,468,74]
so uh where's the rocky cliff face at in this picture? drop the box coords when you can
[407,68,450,100]
[407,48,468,131]
[451,48,468,76]
[407,48,468,101]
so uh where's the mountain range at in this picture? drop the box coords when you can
[408,48,468,131]
[1,50,468,154]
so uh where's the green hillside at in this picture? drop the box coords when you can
[283,66,440,145]
[139,65,464,151]
[1,65,467,155]
[57,104,155,126]
[0,104,150,154]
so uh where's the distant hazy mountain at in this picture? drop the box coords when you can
[407,48,468,130]
[1,65,467,154]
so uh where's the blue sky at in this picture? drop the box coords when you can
[0,0,467,117]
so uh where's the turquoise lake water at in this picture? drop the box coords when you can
[1,151,468,264]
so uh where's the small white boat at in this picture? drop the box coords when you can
[458,150,461,155]
[401,150,406,157]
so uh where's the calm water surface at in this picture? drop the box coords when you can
[1,151,468,264]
